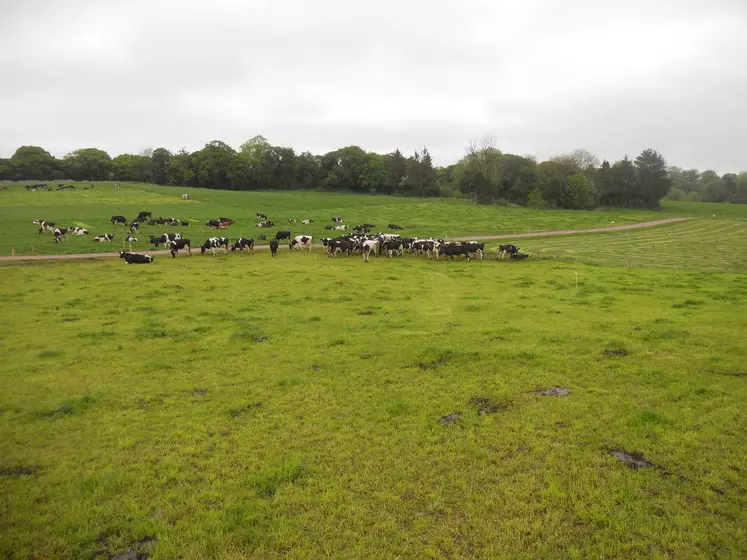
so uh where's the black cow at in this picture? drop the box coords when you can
[324,225,335,230]
[137,211,152,219]
[231,237,255,254]
[181,221,190,227]
[206,220,222,229]
[510,252,529,260]
[275,230,291,241]
[353,225,369,233]
[388,224,403,230]
[119,252,153,264]
[201,237,229,255]
[169,239,192,257]
[110,215,127,226]
[498,244,519,259]
[258,234,266,241]
[269,238,279,256]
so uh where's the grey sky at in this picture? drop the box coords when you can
[1,0,746,172]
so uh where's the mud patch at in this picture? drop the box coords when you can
[229,402,262,418]
[193,389,208,396]
[609,450,656,470]
[536,387,571,396]
[604,347,629,357]
[438,413,461,425]
[109,536,157,560]
[0,465,41,477]
[312,365,322,372]
[359,354,373,360]
[469,396,505,415]
[358,311,374,316]
[253,336,268,343]
[409,358,449,371]
[713,372,746,378]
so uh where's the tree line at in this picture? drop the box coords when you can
[2,136,745,209]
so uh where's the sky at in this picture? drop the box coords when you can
[1,0,746,172]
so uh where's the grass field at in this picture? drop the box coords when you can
[1,246,746,558]
[0,182,713,256]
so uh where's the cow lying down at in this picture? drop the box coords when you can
[119,252,154,264]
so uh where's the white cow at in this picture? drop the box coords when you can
[290,235,313,251]
[182,193,190,200]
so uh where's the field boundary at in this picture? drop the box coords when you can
[0,217,694,262]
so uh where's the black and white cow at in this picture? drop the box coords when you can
[439,243,471,261]
[381,238,404,257]
[510,252,529,260]
[129,222,140,234]
[137,211,152,220]
[70,227,89,236]
[256,221,274,228]
[231,237,254,254]
[302,219,314,225]
[388,224,403,230]
[150,233,182,247]
[353,225,369,233]
[110,215,127,226]
[258,234,266,241]
[94,234,115,242]
[53,228,69,243]
[119,252,153,264]
[290,235,313,251]
[463,242,485,260]
[288,218,297,224]
[256,212,268,219]
[334,224,349,231]
[200,237,229,255]
[269,238,279,256]
[331,217,344,223]
[206,220,222,229]
[498,244,519,259]
[275,230,291,241]
[125,233,138,242]
[327,238,354,258]
[324,225,335,230]
[169,239,192,257]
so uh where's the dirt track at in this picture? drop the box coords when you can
[0,217,693,262]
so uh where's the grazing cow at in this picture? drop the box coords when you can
[70,227,89,235]
[381,238,404,257]
[510,252,529,260]
[231,237,255,254]
[334,224,349,231]
[439,243,471,261]
[200,237,229,255]
[94,234,115,242]
[288,218,296,224]
[150,233,182,247]
[256,212,268,219]
[136,211,152,221]
[53,228,69,243]
[169,239,192,257]
[129,222,140,234]
[119,252,153,264]
[125,233,138,242]
[258,234,266,241]
[461,241,484,260]
[275,230,291,241]
[269,238,279,256]
[110,215,127,226]
[206,220,221,229]
[182,193,190,200]
[302,219,314,225]
[362,239,380,259]
[321,237,333,246]
[498,244,519,259]
[326,238,353,258]
[36,221,57,233]
[290,235,313,251]
[331,217,344,223]
[388,224,403,230]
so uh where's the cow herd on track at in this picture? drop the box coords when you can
[32,210,530,264]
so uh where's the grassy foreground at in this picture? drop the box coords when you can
[0,182,691,256]
[1,252,746,558]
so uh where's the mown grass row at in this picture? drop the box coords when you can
[515,219,747,273]
[1,253,746,558]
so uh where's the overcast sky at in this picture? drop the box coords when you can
[1,0,746,172]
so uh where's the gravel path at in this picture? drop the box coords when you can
[0,217,693,262]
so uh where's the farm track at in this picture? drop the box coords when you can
[0,217,693,262]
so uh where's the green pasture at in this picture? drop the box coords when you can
[0,182,698,256]
[1,247,746,558]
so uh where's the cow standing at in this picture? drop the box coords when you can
[290,235,313,251]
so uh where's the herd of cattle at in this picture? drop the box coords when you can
[32,210,530,264]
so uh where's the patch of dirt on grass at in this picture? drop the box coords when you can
[253,336,268,343]
[536,387,571,396]
[712,372,746,378]
[109,536,157,560]
[193,389,208,396]
[604,347,629,357]
[469,396,506,415]
[0,465,41,477]
[312,365,322,372]
[438,413,461,425]
[359,354,373,360]
[358,311,374,316]
[609,450,656,470]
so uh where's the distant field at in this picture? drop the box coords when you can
[0,182,687,256]
[1,254,745,559]
[508,219,747,274]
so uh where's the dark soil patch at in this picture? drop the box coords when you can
[193,389,208,396]
[713,372,746,378]
[609,450,656,470]
[359,354,373,360]
[469,396,505,415]
[438,413,461,425]
[312,365,322,372]
[253,336,268,343]
[536,387,571,396]
[489,336,504,341]
[409,358,449,371]
[229,402,262,418]
[358,311,374,316]
[0,465,41,477]
[604,347,629,357]
[109,537,156,560]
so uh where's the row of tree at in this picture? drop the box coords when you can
[2,137,744,209]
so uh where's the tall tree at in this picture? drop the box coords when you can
[10,146,59,180]
[151,148,172,185]
[167,149,196,186]
[634,149,671,208]
[63,148,112,181]
[385,149,407,195]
